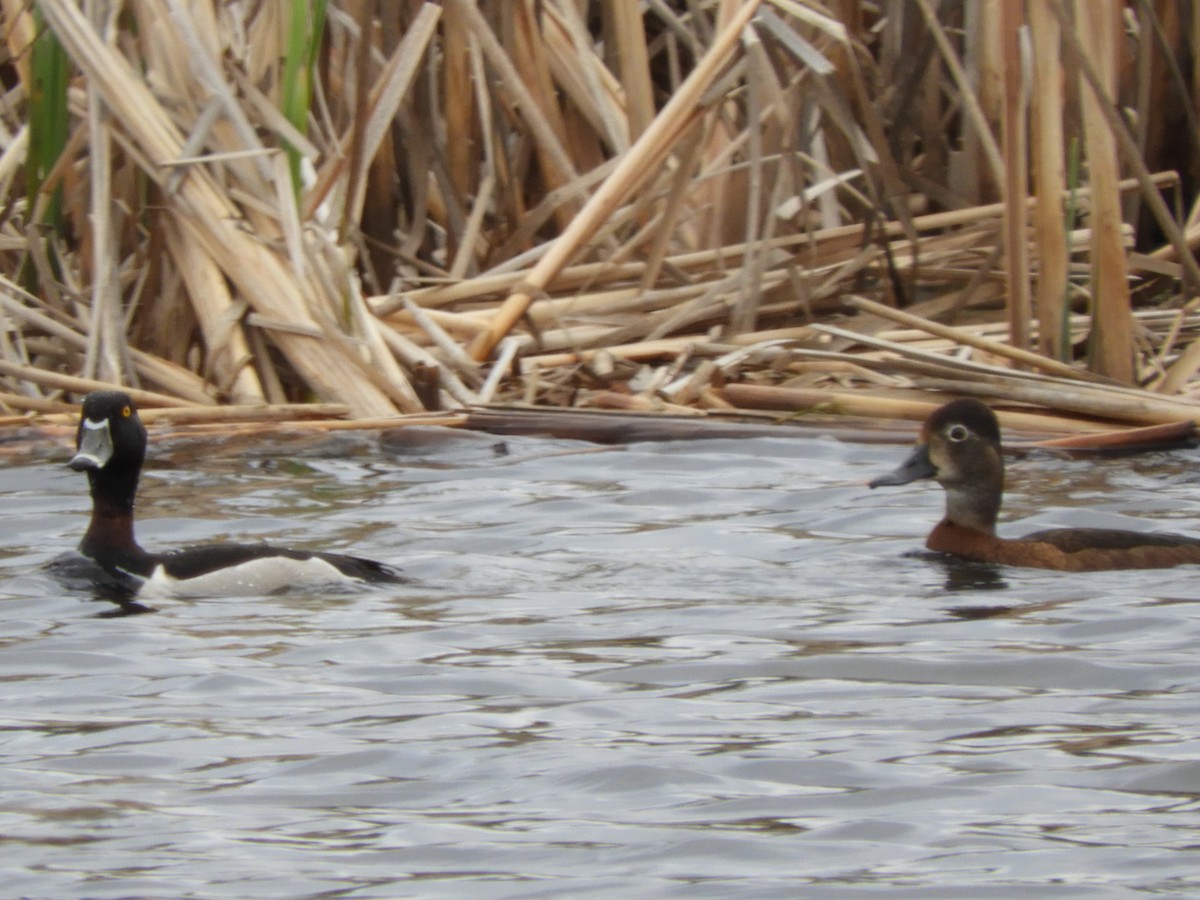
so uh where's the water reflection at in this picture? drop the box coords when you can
[1,430,1200,896]
[911,551,1013,595]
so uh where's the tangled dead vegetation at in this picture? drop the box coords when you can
[3,2,1200,443]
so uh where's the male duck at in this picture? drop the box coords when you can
[870,398,1200,571]
[64,390,403,598]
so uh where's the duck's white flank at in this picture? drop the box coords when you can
[136,555,353,599]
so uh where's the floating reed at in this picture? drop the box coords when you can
[0,2,1199,440]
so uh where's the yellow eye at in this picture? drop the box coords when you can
[121,406,132,418]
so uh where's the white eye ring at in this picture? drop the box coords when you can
[946,424,970,442]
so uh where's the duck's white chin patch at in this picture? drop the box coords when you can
[137,556,352,600]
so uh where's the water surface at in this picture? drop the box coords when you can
[3,423,1200,898]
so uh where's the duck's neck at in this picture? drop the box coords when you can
[80,507,139,558]
[942,481,1001,535]
[81,468,145,559]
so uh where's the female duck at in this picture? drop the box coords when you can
[64,390,403,598]
[870,398,1200,571]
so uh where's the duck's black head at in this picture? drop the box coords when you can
[870,398,1005,534]
[923,398,1002,447]
[69,391,148,512]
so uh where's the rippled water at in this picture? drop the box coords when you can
[3,421,1200,898]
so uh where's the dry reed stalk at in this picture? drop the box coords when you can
[162,216,264,404]
[0,124,30,205]
[451,0,583,227]
[142,412,470,432]
[810,319,1200,427]
[482,202,1166,381]
[0,0,35,82]
[729,24,770,334]
[390,306,492,340]
[478,337,520,404]
[507,264,794,339]
[1127,4,1200,247]
[914,377,1200,427]
[841,295,1106,383]
[400,297,484,388]
[918,0,1004,194]
[287,413,471,432]
[1074,1,1134,383]
[662,359,720,405]
[542,3,629,156]
[38,0,406,416]
[0,391,78,414]
[998,0,1032,353]
[1032,419,1196,451]
[138,403,352,424]
[4,2,1200,431]
[0,276,217,404]
[764,345,941,380]
[833,8,915,254]
[718,383,1112,434]
[442,0,475,202]
[373,322,478,409]
[692,0,743,252]
[304,4,442,225]
[449,173,495,281]
[1028,0,1069,361]
[351,7,442,238]
[0,359,203,408]
[383,172,1166,316]
[490,282,702,333]
[84,57,128,387]
[806,323,1135,402]
[122,353,220,408]
[643,272,787,344]
[152,1,275,204]
[1044,9,1200,294]
[609,0,655,142]
[728,326,817,345]
[467,0,763,361]
[595,128,702,284]
[519,336,710,372]
[1150,312,1200,400]
[780,358,901,387]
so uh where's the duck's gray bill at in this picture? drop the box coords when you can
[69,417,114,471]
[869,444,937,488]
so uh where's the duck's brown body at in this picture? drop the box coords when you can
[925,520,1200,571]
[872,399,1200,571]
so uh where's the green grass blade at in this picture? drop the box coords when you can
[27,4,70,232]
[281,0,328,201]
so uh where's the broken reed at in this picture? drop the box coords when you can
[0,1,1198,427]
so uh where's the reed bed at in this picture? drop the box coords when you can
[3,1,1200,442]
